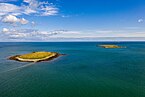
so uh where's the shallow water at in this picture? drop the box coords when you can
[0,42,145,97]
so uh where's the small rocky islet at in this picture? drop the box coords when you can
[99,44,125,48]
[9,51,63,62]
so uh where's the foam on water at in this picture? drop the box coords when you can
[0,62,36,74]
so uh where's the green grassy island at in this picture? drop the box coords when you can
[9,51,62,62]
[99,44,124,48]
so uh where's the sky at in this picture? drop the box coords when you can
[0,0,145,41]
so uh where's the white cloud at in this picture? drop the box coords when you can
[23,0,31,3]
[31,21,35,26]
[1,28,145,41]
[22,6,36,15]
[23,0,58,16]
[138,19,143,23]
[2,28,9,32]
[1,15,29,24]
[0,1,58,17]
[20,18,29,24]
[40,6,58,16]
[1,28,64,40]
[0,0,59,34]
[49,30,145,39]
[1,15,20,23]
[0,1,60,41]
[0,3,20,16]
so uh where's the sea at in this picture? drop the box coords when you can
[0,42,145,97]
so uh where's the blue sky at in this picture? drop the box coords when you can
[0,0,145,41]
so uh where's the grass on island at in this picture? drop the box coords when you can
[18,52,57,59]
[99,44,123,48]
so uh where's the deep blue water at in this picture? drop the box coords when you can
[0,42,145,97]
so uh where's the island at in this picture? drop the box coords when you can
[9,51,63,62]
[99,44,124,48]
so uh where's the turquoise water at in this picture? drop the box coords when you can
[0,42,145,97]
